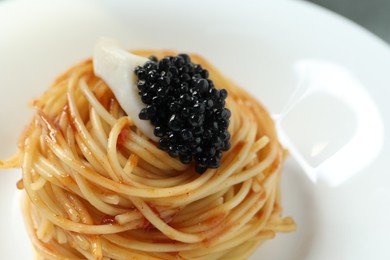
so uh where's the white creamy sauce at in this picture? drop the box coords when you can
[93,38,158,141]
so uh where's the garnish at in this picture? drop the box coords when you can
[93,38,231,173]
[93,38,157,141]
[135,54,231,173]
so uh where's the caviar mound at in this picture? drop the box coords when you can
[135,54,231,173]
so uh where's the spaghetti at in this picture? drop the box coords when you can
[1,50,295,259]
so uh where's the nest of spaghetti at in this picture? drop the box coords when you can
[10,51,295,259]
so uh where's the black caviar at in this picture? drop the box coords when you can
[134,54,231,173]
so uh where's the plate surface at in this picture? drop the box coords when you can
[1,0,390,259]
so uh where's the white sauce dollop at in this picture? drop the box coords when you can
[93,38,158,141]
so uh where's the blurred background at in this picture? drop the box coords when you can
[305,0,390,43]
[1,0,388,44]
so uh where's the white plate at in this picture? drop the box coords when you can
[1,0,390,259]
